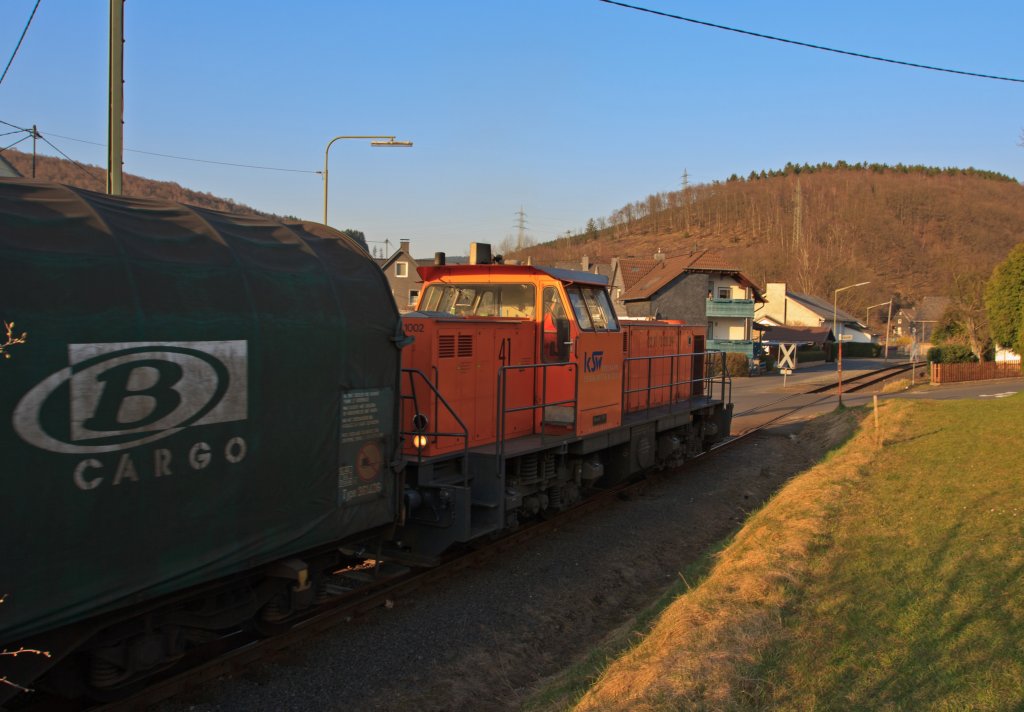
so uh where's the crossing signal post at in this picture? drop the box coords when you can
[778,343,797,387]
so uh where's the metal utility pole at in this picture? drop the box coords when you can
[833,281,870,406]
[515,206,527,250]
[885,300,893,362]
[866,300,894,362]
[107,0,124,195]
[31,124,37,177]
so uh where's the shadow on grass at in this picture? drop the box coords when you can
[851,516,1024,707]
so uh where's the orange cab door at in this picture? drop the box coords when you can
[536,286,576,432]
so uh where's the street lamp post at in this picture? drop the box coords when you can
[866,300,894,362]
[833,281,870,406]
[322,135,413,226]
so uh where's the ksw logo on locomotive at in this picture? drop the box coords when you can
[12,341,248,490]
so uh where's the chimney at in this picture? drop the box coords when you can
[765,283,788,324]
[653,248,666,264]
[581,255,590,271]
[399,239,410,255]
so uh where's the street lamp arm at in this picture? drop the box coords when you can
[322,134,411,226]
[831,280,871,406]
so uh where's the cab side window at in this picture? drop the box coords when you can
[567,286,619,332]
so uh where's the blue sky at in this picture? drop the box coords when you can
[1,0,1022,256]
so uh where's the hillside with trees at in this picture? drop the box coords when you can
[1,148,371,252]
[518,163,1024,324]
[2,148,279,217]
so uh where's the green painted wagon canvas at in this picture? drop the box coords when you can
[0,180,401,646]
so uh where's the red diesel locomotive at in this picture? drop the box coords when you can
[390,243,733,560]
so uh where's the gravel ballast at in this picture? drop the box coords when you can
[162,419,850,712]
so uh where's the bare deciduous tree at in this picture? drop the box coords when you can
[1,321,27,360]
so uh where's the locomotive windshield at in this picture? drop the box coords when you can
[419,282,536,318]
[566,285,619,331]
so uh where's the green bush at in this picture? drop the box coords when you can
[726,352,750,377]
[796,348,826,363]
[840,342,883,358]
[707,352,751,377]
[926,345,978,363]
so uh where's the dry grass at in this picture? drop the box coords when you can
[880,378,911,394]
[569,394,1024,711]
[573,408,875,711]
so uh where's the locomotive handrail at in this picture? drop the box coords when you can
[621,349,731,418]
[400,368,470,484]
[496,361,579,465]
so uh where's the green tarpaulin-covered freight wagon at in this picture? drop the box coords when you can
[0,180,402,649]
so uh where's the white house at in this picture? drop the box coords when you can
[758,282,873,344]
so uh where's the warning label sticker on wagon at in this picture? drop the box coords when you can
[341,389,385,443]
[339,388,390,505]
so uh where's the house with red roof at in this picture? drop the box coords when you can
[608,249,764,356]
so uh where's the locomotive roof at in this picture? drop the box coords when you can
[417,263,609,287]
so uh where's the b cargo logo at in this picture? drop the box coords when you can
[584,350,604,373]
[13,341,248,455]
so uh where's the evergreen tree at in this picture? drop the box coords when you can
[985,243,1024,355]
[342,229,369,252]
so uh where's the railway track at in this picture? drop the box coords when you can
[731,361,917,433]
[52,363,915,711]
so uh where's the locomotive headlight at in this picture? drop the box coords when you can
[412,413,429,449]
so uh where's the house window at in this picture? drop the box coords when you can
[408,289,419,307]
[708,322,715,339]
[395,261,409,278]
[718,287,730,300]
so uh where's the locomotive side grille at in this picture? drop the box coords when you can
[623,331,629,353]
[438,334,456,358]
[457,334,473,357]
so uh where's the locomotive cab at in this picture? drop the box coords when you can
[400,260,623,460]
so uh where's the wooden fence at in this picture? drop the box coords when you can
[930,360,1023,384]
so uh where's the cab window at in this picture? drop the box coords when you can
[418,283,536,318]
[566,285,619,331]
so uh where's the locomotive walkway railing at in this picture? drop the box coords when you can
[496,361,579,465]
[400,368,470,485]
[621,349,731,418]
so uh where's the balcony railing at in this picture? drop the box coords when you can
[705,298,755,319]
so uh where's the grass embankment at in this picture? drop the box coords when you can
[532,394,1024,711]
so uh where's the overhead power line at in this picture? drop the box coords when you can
[43,132,321,174]
[0,0,42,87]
[38,134,100,182]
[597,0,1024,84]
[0,118,29,132]
[1,134,31,153]
[0,121,320,175]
